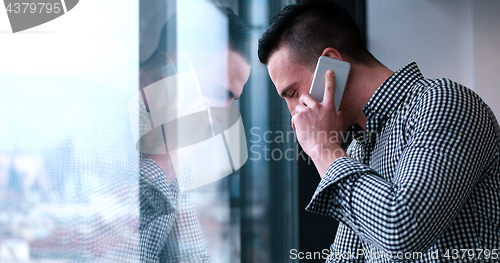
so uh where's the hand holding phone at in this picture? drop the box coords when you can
[309,56,350,111]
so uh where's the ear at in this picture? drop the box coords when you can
[169,52,178,63]
[152,51,172,64]
[321,47,343,61]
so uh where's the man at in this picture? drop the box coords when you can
[258,0,499,262]
[139,5,251,262]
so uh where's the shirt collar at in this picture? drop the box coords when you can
[363,62,424,123]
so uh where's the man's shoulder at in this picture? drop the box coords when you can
[414,77,473,97]
[406,77,500,141]
[409,77,485,113]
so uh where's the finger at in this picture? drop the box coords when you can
[336,109,343,125]
[299,93,317,106]
[322,70,336,107]
[294,104,308,114]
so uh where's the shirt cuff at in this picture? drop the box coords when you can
[305,156,375,217]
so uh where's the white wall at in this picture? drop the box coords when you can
[367,0,500,118]
[472,1,500,119]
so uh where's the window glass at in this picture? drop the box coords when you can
[0,1,140,262]
[138,0,253,262]
[1,0,297,262]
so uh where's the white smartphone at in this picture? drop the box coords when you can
[309,56,350,111]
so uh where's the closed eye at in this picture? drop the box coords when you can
[279,84,296,98]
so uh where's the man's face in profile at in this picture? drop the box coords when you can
[139,48,250,114]
[198,49,251,120]
[267,46,314,117]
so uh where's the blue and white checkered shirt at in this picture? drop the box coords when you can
[306,63,500,262]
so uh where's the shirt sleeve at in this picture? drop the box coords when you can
[306,82,499,255]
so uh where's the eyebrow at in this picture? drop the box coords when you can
[213,84,239,99]
[279,84,296,98]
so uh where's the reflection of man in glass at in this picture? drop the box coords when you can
[138,6,250,263]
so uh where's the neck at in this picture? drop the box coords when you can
[148,153,176,185]
[342,62,393,131]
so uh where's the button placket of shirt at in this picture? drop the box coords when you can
[338,119,382,238]
[356,116,383,166]
[153,174,179,215]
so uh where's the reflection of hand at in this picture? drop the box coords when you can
[140,159,178,262]
[291,70,347,176]
[139,158,212,262]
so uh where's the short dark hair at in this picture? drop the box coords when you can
[143,6,251,67]
[258,0,375,68]
[221,6,251,63]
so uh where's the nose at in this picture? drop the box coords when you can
[285,99,297,116]
[203,97,234,122]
